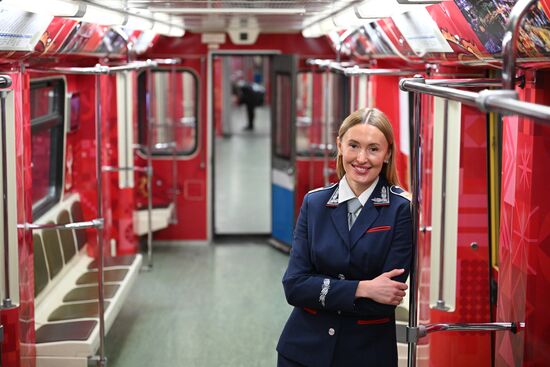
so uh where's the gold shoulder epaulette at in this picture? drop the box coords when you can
[390,185,412,201]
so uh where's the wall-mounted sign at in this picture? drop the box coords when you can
[0,7,52,51]
[392,7,453,54]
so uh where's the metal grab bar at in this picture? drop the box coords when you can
[1,84,12,306]
[94,73,107,367]
[0,76,12,89]
[17,219,103,231]
[399,78,550,123]
[502,0,539,89]
[425,78,502,88]
[400,322,526,343]
[102,166,149,173]
[407,82,423,367]
[28,60,157,75]
[344,67,420,76]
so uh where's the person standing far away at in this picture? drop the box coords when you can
[276,107,413,367]
[233,79,264,131]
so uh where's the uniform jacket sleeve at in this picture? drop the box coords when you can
[354,200,413,316]
[282,193,361,313]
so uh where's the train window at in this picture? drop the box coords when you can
[295,71,347,157]
[137,69,198,156]
[274,73,292,159]
[30,79,65,219]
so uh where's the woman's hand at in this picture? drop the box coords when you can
[355,269,408,305]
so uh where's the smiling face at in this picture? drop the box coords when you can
[337,123,390,196]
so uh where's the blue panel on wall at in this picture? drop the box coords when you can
[272,184,294,246]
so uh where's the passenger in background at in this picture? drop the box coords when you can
[277,108,413,367]
[233,79,265,131]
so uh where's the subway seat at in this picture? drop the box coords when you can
[133,202,175,236]
[33,194,142,367]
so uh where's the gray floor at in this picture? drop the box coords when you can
[105,241,291,367]
[215,105,271,234]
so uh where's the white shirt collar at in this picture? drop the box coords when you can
[338,176,379,206]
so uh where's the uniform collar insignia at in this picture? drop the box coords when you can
[371,186,390,206]
[326,188,339,207]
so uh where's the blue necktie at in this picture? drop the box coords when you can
[347,198,362,230]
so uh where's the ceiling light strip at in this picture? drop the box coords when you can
[147,8,305,15]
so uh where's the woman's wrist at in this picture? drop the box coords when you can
[355,280,370,299]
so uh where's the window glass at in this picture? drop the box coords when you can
[30,79,65,218]
[138,69,198,155]
[296,72,346,156]
[274,73,291,159]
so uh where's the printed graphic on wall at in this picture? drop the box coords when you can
[454,0,550,56]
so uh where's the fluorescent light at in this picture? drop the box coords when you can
[302,23,323,38]
[355,0,421,19]
[1,0,80,16]
[148,7,305,15]
[81,4,126,25]
[125,10,155,31]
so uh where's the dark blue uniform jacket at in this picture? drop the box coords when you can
[277,176,413,367]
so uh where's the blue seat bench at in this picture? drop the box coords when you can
[33,194,142,367]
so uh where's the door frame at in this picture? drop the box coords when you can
[207,50,280,241]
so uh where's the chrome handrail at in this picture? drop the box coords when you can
[1,83,11,306]
[407,76,424,367]
[502,0,539,90]
[344,67,420,76]
[0,76,12,90]
[425,78,502,88]
[399,78,550,122]
[94,74,107,367]
[17,219,103,231]
[28,60,157,75]
[102,166,149,173]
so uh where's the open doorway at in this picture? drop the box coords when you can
[212,54,272,235]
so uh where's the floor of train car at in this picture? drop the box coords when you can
[105,240,290,366]
[215,105,271,234]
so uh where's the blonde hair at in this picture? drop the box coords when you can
[336,107,400,186]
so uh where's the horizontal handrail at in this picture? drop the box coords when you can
[422,322,525,335]
[425,78,502,88]
[344,67,420,76]
[102,166,149,173]
[17,219,103,231]
[399,77,550,123]
[154,142,177,150]
[28,60,157,75]
[152,58,181,65]
[398,321,525,343]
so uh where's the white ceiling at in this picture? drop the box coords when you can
[96,0,363,33]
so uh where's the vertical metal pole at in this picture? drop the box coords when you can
[436,99,449,310]
[95,74,107,367]
[322,70,330,186]
[408,81,424,367]
[1,90,11,308]
[170,64,178,225]
[146,69,153,269]
[366,75,371,108]
[123,72,130,188]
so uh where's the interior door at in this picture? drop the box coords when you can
[271,54,297,247]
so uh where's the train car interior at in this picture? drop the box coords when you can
[0,1,549,367]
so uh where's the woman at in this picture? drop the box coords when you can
[277,108,413,367]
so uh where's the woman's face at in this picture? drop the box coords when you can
[337,123,390,196]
